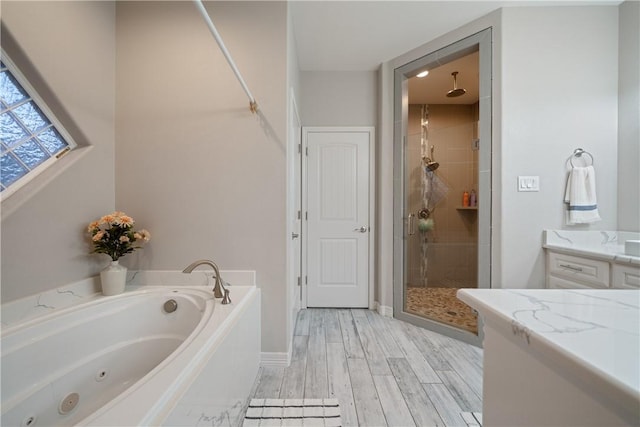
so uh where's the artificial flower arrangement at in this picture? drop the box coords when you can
[88,211,150,261]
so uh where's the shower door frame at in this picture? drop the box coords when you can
[392,29,492,346]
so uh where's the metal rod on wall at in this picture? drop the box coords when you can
[192,0,258,113]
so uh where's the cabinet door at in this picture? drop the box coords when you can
[548,275,600,290]
[547,252,609,288]
[612,264,640,289]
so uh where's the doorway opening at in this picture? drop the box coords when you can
[393,29,492,344]
[302,127,375,309]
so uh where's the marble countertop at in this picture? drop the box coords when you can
[543,230,640,266]
[458,289,640,415]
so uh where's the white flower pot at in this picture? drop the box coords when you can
[100,260,127,296]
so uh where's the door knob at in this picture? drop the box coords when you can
[292,232,300,239]
[353,226,368,233]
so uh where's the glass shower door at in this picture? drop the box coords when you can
[402,104,479,335]
[392,29,492,344]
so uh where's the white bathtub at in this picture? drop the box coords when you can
[1,285,260,427]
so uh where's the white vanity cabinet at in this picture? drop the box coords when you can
[546,251,609,288]
[544,230,640,290]
[546,250,640,289]
[613,264,640,289]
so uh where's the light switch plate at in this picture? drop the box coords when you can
[518,176,540,192]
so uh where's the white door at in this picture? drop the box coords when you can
[288,93,303,330]
[291,103,302,309]
[305,128,372,308]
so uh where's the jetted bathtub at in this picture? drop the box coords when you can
[1,285,260,427]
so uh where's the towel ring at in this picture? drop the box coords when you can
[569,148,594,168]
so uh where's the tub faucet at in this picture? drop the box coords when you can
[182,259,231,304]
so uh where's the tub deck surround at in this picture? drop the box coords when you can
[0,276,102,328]
[1,269,256,327]
[543,230,640,266]
[1,283,261,427]
[458,288,640,426]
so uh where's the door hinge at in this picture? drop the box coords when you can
[298,143,301,154]
[305,211,308,220]
[297,276,301,287]
[305,276,308,284]
[297,210,301,220]
[305,147,309,156]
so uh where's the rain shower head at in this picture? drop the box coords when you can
[425,160,439,171]
[446,71,466,98]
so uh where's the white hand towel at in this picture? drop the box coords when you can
[564,165,601,224]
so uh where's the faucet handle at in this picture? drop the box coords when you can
[221,289,231,305]
[212,275,224,298]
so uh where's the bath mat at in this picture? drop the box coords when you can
[243,398,341,427]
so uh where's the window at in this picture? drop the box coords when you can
[1,51,76,199]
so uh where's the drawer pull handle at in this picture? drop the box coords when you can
[560,264,583,272]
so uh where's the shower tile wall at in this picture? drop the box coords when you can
[408,104,478,289]
[407,105,426,287]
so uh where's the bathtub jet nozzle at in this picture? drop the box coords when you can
[59,393,80,415]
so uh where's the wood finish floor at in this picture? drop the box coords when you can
[251,309,483,427]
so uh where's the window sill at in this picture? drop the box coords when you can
[1,146,93,221]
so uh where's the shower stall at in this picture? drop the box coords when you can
[405,103,480,333]
[393,30,492,343]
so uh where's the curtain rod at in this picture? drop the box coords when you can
[192,0,258,113]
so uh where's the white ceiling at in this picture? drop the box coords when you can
[290,0,620,71]
[408,51,479,104]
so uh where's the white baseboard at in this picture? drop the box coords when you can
[374,301,393,317]
[260,350,292,367]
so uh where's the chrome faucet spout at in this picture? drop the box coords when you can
[182,259,231,304]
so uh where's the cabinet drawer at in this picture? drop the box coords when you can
[612,264,640,289]
[547,274,602,289]
[547,252,610,287]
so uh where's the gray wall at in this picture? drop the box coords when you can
[499,6,618,288]
[1,1,116,302]
[618,0,640,232]
[299,70,378,302]
[379,6,621,309]
[300,71,377,126]
[115,1,289,353]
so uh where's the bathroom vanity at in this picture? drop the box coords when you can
[458,288,640,427]
[543,230,640,290]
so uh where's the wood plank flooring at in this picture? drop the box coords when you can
[251,309,483,427]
